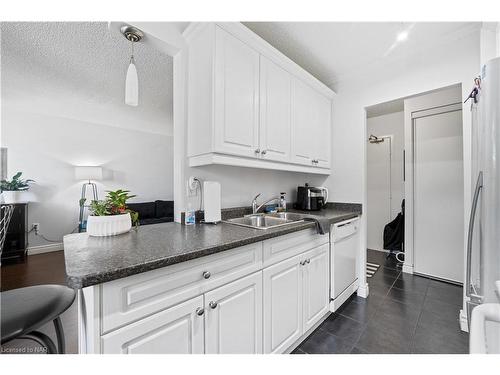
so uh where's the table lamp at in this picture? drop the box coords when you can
[75,166,103,232]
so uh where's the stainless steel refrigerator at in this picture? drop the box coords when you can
[467,56,500,353]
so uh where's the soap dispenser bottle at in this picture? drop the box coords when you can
[279,192,287,212]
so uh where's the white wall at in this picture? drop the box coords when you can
[367,111,404,250]
[327,28,480,297]
[184,164,327,210]
[1,108,173,248]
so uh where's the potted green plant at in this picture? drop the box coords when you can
[0,172,35,204]
[86,189,139,237]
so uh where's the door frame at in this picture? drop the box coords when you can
[403,87,464,275]
[366,134,394,251]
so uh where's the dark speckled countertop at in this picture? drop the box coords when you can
[64,202,361,289]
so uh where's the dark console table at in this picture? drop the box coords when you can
[1,203,28,262]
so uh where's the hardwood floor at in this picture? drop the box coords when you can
[1,251,78,354]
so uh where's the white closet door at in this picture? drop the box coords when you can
[367,138,392,251]
[413,108,464,282]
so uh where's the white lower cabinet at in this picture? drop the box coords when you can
[101,273,263,354]
[101,295,205,354]
[205,272,263,354]
[263,243,330,353]
[263,254,303,354]
[82,229,334,354]
[302,244,330,332]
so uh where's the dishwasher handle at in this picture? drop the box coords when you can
[333,218,359,242]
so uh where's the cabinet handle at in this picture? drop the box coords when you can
[196,307,205,316]
[202,271,211,279]
[261,149,267,155]
[209,301,218,309]
[306,259,311,264]
[255,148,261,154]
[300,260,306,266]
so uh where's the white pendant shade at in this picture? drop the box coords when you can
[125,60,138,106]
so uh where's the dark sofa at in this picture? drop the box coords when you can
[127,200,174,225]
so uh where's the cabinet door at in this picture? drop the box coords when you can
[302,244,330,332]
[263,254,303,353]
[291,78,316,166]
[214,26,260,158]
[204,272,263,354]
[259,56,292,163]
[101,296,204,354]
[313,94,331,168]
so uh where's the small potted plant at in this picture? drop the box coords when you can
[0,172,35,204]
[86,189,139,237]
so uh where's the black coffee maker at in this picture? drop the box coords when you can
[295,184,329,211]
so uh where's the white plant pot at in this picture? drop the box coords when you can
[87,213,132,237]
[1,191,28,204]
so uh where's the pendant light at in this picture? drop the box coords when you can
[121,26,144,107]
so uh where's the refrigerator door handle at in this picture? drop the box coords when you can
[466,171,483,328]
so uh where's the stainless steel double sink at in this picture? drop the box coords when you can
[223,212,305,230]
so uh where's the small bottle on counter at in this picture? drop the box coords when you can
[279,192,287,212]
[185,203,196,225]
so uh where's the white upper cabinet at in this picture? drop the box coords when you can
[214,27,260,157]
[291,78,317,166]
[259,56,292,163]
[186,23,334,175]
[313,93,332,168]
[291,78,332,168]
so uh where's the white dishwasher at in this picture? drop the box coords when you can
[330,217,360,312]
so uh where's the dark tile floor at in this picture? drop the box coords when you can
[292,249,469,354]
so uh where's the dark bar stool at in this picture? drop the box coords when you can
[1,284,75,354]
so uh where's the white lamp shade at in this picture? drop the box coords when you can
[74,166,103,181]
[125,61,138,106]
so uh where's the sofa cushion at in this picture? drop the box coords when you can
[155,200,174,219]
[127,202,155,219]
[140,217,173,225]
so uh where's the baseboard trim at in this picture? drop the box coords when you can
[402,262,414,274]
[357,282,369,298]
[28,243,63,255]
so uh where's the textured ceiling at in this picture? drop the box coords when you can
[1,22,182,135]
[243,22,480,90]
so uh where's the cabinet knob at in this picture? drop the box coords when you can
[196,307,205,316]
[306,259,311,264]
[255,148,261,154]
[261,149,267,155]
[203,271,211,279]
[209,301,218,309]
